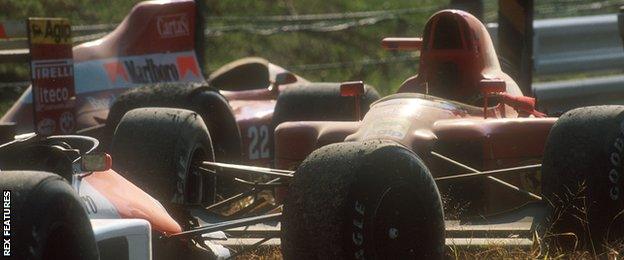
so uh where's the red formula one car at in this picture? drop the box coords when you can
[4,3,623,260]
[0,0,379,167]
[250,9,624,258]
[0,0,380,259]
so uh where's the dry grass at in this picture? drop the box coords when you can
[234,247,282,260]
[231,244,623,259]
[222,181,624,259]
[447,246,620,259]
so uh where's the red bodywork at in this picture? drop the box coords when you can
[27,18,77,136]
[2,0,203,133]
[218,61,309,165]
[0,0,307,167]
[398,10,523,103]
[0,0,304,234]
[80,169,182,234]
[274,10,556,213]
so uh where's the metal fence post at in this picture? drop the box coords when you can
[618,6,624,49]
[498,0,533,97]
[195,0,206,75]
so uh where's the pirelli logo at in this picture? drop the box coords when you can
[28,18,72,45]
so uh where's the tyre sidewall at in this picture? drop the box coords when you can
[346,145,445,259]
[542,106,624,246]
[11,173,98,260]
[111,108,216,228]
[173,116,216,206]
[282,142,444,259]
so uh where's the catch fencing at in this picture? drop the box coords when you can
[0,12,623,114]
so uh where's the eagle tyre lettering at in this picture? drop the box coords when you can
[247,125,270,160]
[608,123,624,200]
[281,142,445,259]
[352,200,365,259]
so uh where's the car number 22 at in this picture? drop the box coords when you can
[248,125,270,160]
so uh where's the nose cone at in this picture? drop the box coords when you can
[83,169,183,235]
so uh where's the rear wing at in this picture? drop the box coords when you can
[0,0,207,134]
[0,21,30,62]
[0,18,78,136]
[0,0,205,66]
[0,22,119,63]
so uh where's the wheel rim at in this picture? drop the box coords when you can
[371,182,423,258]
[187,146,207,204]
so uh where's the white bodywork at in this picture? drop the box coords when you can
[91,219,152,260]
[71,171,153,259]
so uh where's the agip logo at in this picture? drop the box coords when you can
[28,18,72,44]
[157,13,190,38]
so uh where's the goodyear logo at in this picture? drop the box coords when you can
[28,18,71,45]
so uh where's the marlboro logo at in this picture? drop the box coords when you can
[124,59,180,83]
[103,55,199,84]
[157,13,190,38]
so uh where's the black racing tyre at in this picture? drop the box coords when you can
[105,83,241,164]
[272,82,380,126]
[542,105,624,250]
[1,171,98,260]
[282,141,445,259]
[111,107,216,229]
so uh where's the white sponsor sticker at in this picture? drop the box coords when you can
[59,111,75,134]
[36,118,55,135]
[363,118,411,140]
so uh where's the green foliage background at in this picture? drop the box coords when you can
[0,0,621,114]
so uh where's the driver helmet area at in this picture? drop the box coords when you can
[398,10,522,106]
